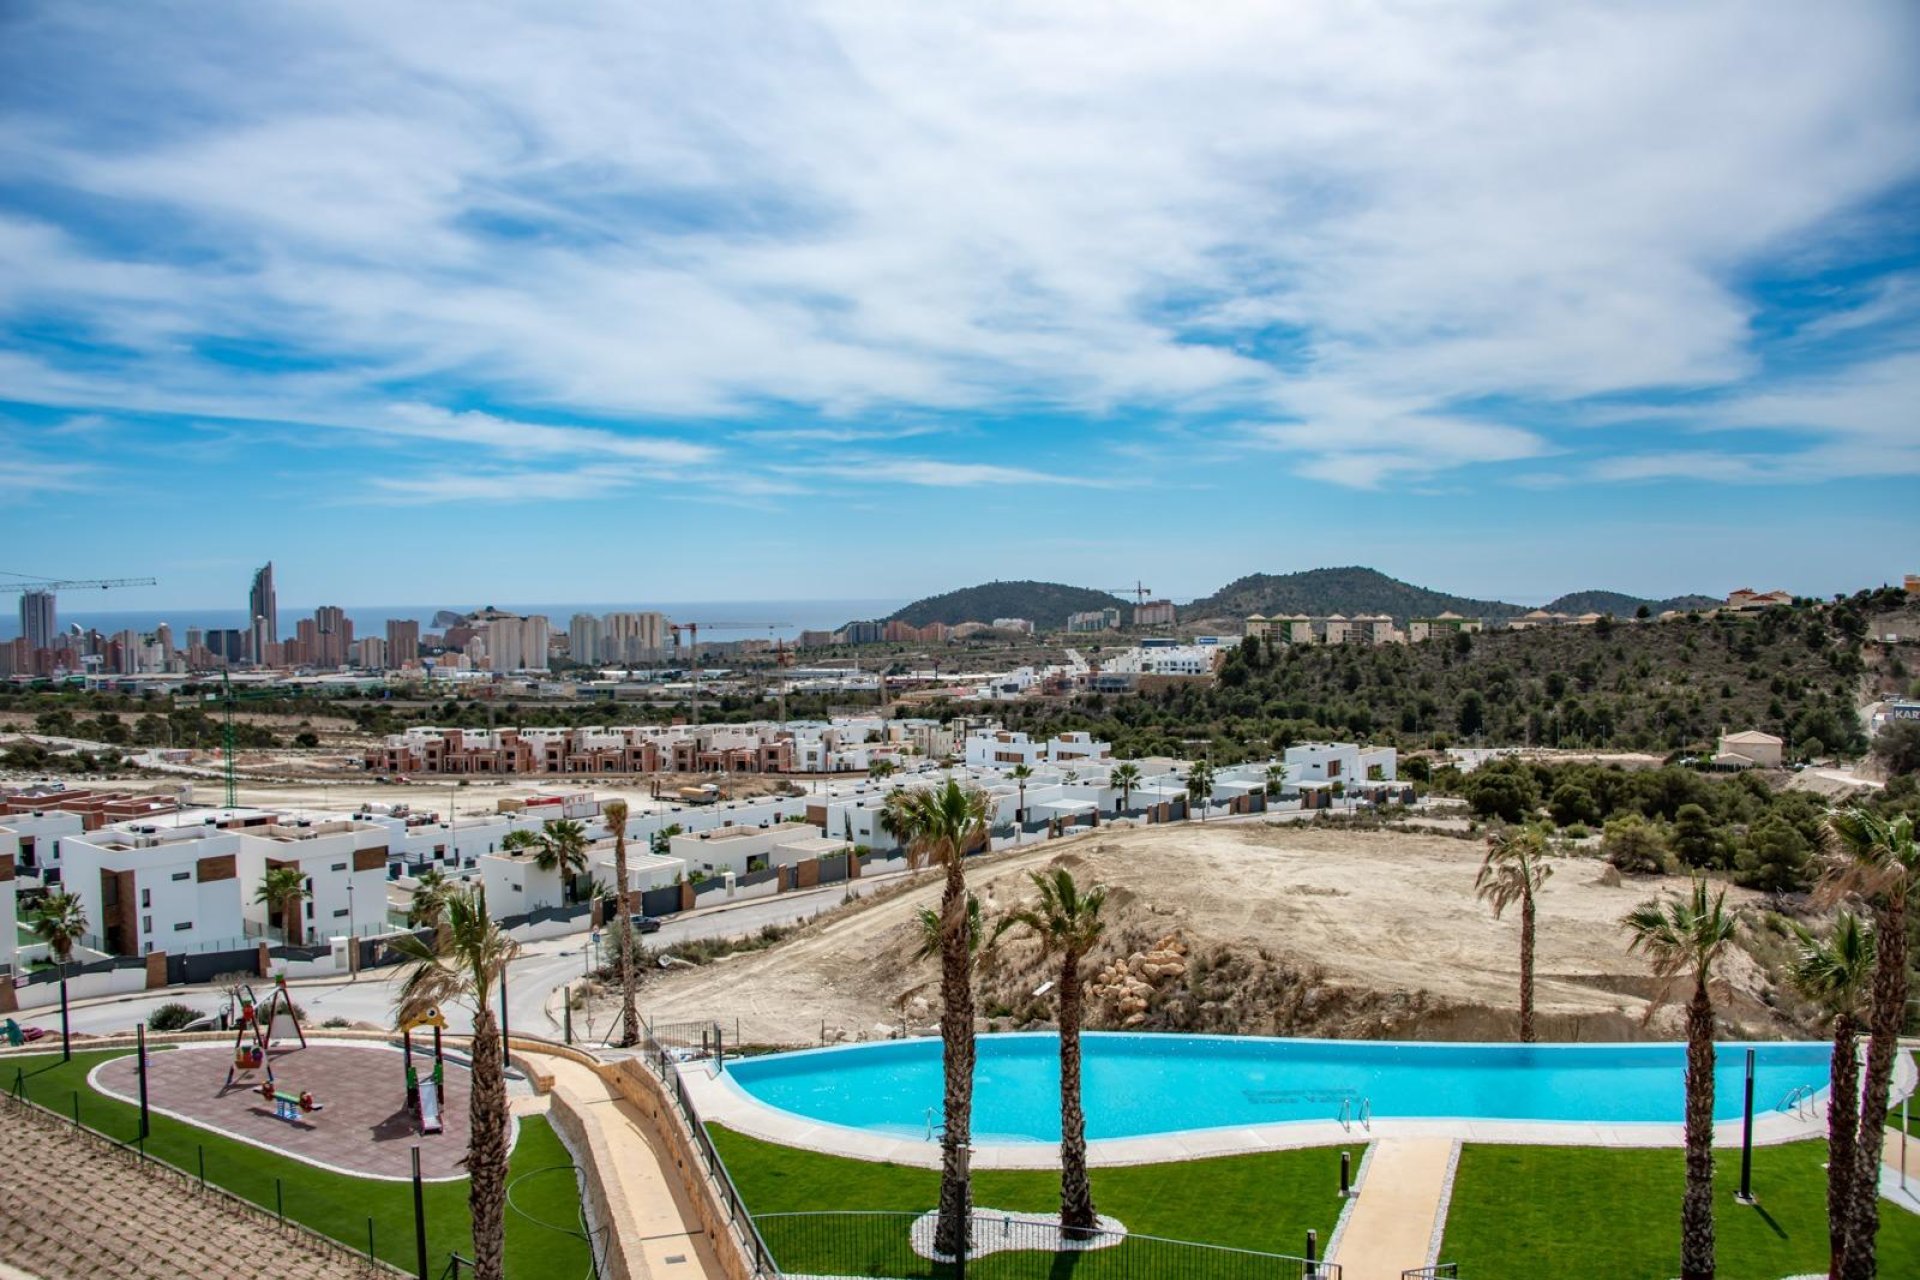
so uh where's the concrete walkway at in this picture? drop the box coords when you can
[537,1053,723,1280]
[1328,1138,1456,1280]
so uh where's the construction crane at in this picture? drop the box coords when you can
[668,621,791,726]
[205,673,289,809]
[1108,582,1153,607]
[1,569,158,610]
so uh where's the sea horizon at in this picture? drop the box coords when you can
[0,598,908,644]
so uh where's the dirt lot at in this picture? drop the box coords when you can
[626,820,1793,1046]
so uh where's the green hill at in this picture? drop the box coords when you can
[881,580,1126,631]
[1543,589,1720,616]
[1181,567,1524,624]
[1000,595,1897,760]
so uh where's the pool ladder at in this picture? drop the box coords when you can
[1339,1096,1372,1134]
[1777,1085,1819,1121]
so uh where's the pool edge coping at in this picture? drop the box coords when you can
[685,1042,1918,1171]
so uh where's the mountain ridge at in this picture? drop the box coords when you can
[854,567,1717,634]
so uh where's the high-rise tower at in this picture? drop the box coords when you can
[247,562,278,659]
[19,590,56,652]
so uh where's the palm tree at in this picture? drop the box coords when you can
[870,759,896,782]
[527,819,590,903]
[1186,760,1214,820]
[407,868,453,929]
[391,890,520,1280]
[1009,764,1033,835]
[1110,762,1140,814]
[604,800,640,1047]
[1476,825,1553,1043]
[1824,808,1918,1279]
[31,891,87,967]
[1265,761,1288,797]
[1788,911,1876,1278]
[888,779,992,1259]
[32,891,87,1060]
[1622,879,1739,1280]
[996,869,1108,1237]
[256,866,309,945]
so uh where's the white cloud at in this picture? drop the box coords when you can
[0,0,1916,489]
[803,457,1116,488]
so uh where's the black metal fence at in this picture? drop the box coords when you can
[1402,1267,1458,1279]
[753,1210,1342,1279]
[633,1017,1341,1280]
[1,1083,398,1275]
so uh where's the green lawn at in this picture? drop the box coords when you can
[5,1049,593,1278]
[1440,1142,1920,1278]
[709,1123,1352,1278]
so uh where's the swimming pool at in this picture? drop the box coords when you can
[724,1033,1833,1142]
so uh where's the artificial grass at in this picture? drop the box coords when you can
[709,1123,1353,1278]
[1439,1141,1920,1278]
[4,1049,595,1279]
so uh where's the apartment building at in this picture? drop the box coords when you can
[0,809,86,883]
[0,831,17,975]
[62,821,248,957]
[234,817,392,945]
[1067,608,1121,633]
[1133,600,1177,627]
[1409,613,1484,642]
[962,729,1115,769]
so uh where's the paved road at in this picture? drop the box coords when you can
[33,871,909,1040]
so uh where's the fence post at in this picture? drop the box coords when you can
[71,1089,80,1127]
[198,1143,206,1187]
[412,1145,429,1280]
[136,1023,150,1142]
[276,1177,284,1223]
[368,1216,377,1263]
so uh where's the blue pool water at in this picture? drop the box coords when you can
[725,1034,1833,1142]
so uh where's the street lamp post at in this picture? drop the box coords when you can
[346,882,357,979]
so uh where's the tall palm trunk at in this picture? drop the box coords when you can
[1057,954,1096,1237]
[933,856,974,1259]
[1842,884,1909,1280]
[284,893,301,946]
[1681,980,1717,1280]
[1827,1011,1861,1279]
[615,831,639,1047]
[1519,893,1537,1044]
[468,1006,511,1280]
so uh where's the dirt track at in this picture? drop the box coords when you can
[626,819,1784,1046]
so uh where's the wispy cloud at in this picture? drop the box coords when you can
[0,0,1915,504]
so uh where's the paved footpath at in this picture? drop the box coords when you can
[1328,1138,1456,1280]
[535,1053,723,1280]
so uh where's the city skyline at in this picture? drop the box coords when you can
[3,3,1918,607]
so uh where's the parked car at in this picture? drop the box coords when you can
[628,914,663,934]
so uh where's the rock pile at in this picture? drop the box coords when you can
[1088,932,1188,1027]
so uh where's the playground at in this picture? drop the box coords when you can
[91,1041,487,1179]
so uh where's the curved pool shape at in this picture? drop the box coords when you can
[725,1033,1832,1142]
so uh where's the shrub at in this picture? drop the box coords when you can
[147,1002,205,1032]
[1561,823,1592,840]
[1603,813,1670,875]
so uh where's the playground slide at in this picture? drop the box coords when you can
[419,1079,443,1135]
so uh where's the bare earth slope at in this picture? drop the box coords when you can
[630,821,1790,1046]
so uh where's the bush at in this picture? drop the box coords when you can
[1561,823,1592,840]
[1461,760,1539,824]
[1735,814,1813,893]
[1603,813,1670,875]
[1873,719,1920,778]
[147,1002,206,1032]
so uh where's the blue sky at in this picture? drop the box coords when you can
[2,1,1917,612]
